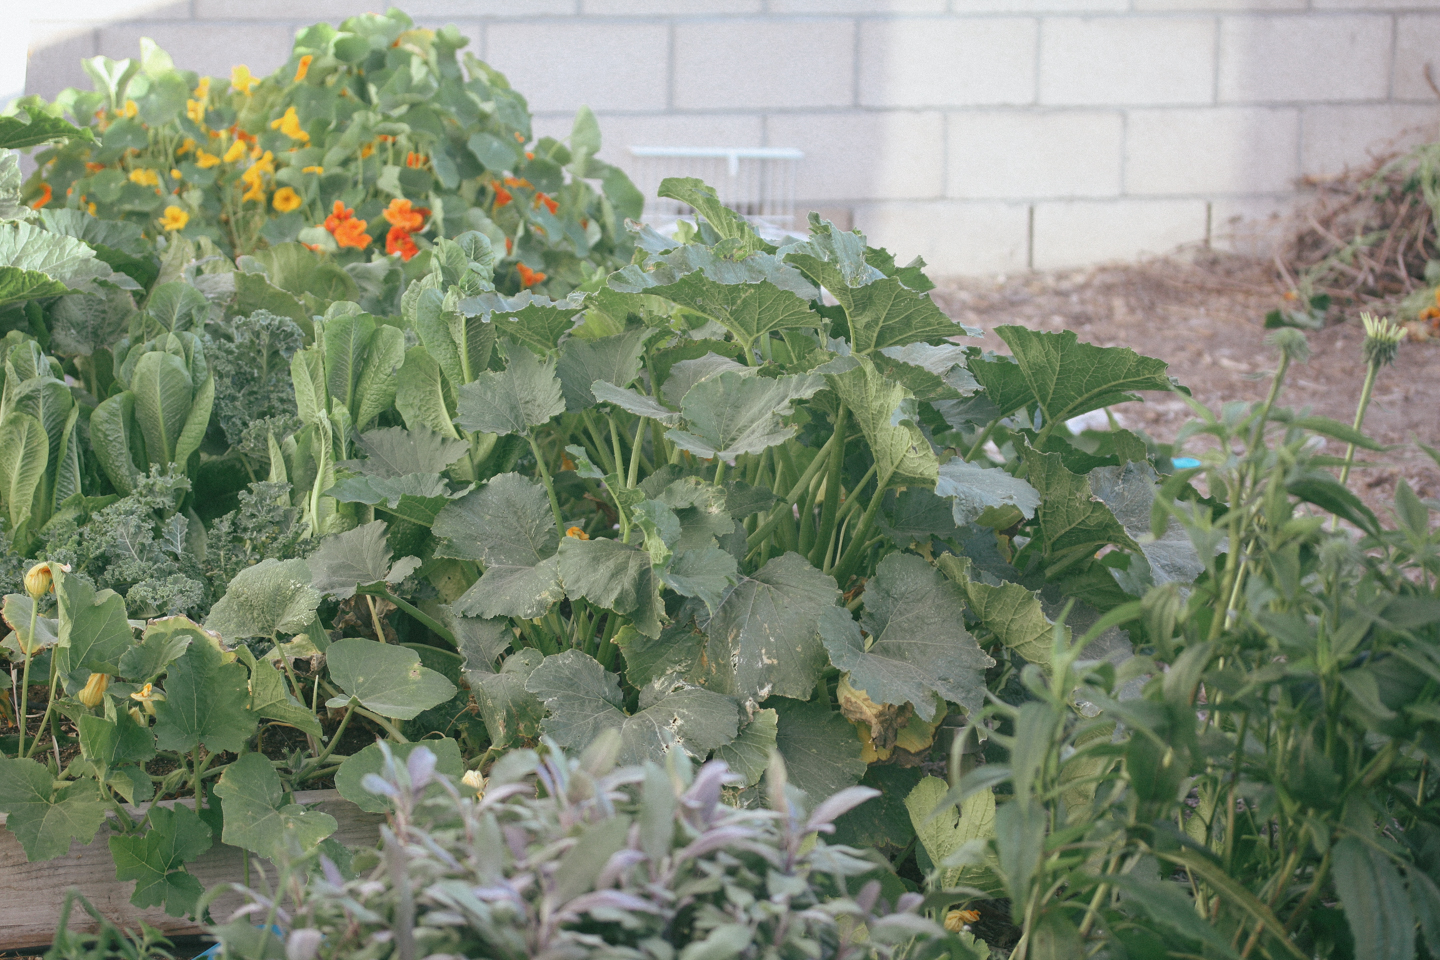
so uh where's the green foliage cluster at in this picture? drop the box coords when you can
[0,17,1438,959]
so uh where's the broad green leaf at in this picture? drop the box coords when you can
[473,648,546,748]
[334,738,463,814]
[245,655,323,738]
[0,222,115,295]
[655,275,819,353]
[108,804,211,916]
[1333,836,1416,960]
[0,268,71,310]
[89,392,141,494]
[832,763,925,852]
[971,326,1174,426]
[354,324,406,430]
[826,553,994,720]
[0,756,108,861]
[325,472,466,525]
[935,458,1040,527]
[591,381,681,426]
[345,426,469,478]
[827,357,937,484]
[526,649,738,764]
[55,568,133,677]
[661,546,739,616]
[460,291,583,354]
[324,637,457,720]
[290,348,327,427]
[658,178,767,255]
[714,708,778,787]
[661,352,754,409]
[0,112,95,149]
[308,520,422,600]
[454,342,564,436]
[152,639,252,755]
[940,556,1061,669]
[322,311,373,415]
[878,487,960,545]
[129,351,193,465]
[557,536,664,638]
[452,612,513,680]
[905,776,996,888]
[172,371,212,470]
[0,412,47,533]
[214,752,337,861]
[394,346,460,439]
[247,242,358,303]
[435,473,564,620]
[0,151,21,221]
[703,552,843,704]
[779,216,881,289]
[875,342,980,401]
[613,620,708,689]
[118,616,203,683]
[1,594,58,654]
[556,327,649,411]
[1089,461,1203,586]
[77,711,155,770]
[205,558,320,641]
[1023,446,1138,565]
[771,698,868,802]
[667,371,823,461]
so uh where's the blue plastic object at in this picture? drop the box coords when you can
[1171,457,1201,470]
[193,925,284,958]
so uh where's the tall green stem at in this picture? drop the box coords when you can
[809,404,847,567]
[526,433,565,534]
[16,600,37,759]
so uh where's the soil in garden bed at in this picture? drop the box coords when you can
[932,251,1440,522]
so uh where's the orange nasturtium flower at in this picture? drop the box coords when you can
[535,192,558,215]
[222,139,247,164]
[359,141,375,159]
[516,263,546,288]
[294,54,313,82]
[29,183,52,210]
[84,161,106,172]
[270,106,309,144]
[158,206,189,231]
[128,168,160,188]
[382,198,427,233]
[333,217,371,250]
[503,176,531,189]
[492,184,512,207]
[405,151,426,168]
[195,149,220,169]
[324,200,355,232]
[386,225,419,261]
[231,64,259,95]
[272,187,302,213]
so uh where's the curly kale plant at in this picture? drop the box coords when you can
[204,309,305,453]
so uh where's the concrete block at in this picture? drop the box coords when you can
[770,0,946,13]
[937,0,1126,9]
[766,111,945,203]
[852,200,1031,275]
[1134,0,1302,8]
[98,22,296,78]
[44,0,190,21]
[486,22,668,113]
[858,18,1037,108]
[947,109,1123,199]
[1208,194,1297,258]
[1395,15,1440,102]
[1218,15,1392,103]
[1039,17,1216,106]
[1300,104,1440,178]
[194,0,577,18]
[1126,107,1300,196]
[674,19,855,110]
[25,27,98,100]
[1311,0,1426,8]
[581,0,759,13]
[1031,198,1208,269]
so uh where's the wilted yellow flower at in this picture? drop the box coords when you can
[24,562,53,599]
[128,168,160,188]
[120,99,138,119]
[158,206,189,231]
[185,98,205,124]
[302,165,324,175]
[193,76,210,100]
[461,769,486,798]
[944,909,980,933]
[231,65,258,95]
[130,682,166,716]
[177,137,196,156]
[272,187,302,213]
[222,139,247,164]
[128,706,146,726]
[78,673,111,708]
[195,149,220,169]
[565,526,589,540]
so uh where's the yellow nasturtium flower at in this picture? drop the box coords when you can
[193,76,210,100]
[186,98,205,124]
[231,64,259,95]
[128,168,160,188]
[170,168,183,180]
[158,206,189,231]
[272,187,302,212]
[301,165,324,175]
[120,99,138,118]
[177,137,196,156]
[269,106,309,144]
[222,139,247,164]
[195,149,220,169]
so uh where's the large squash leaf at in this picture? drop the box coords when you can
[205,558,320,641]
[453,340,564,436]
[434,473,564,619]
[308,520,421,600]
[324,638,457,720]
[214,753,336,861]
[0,756,108,861]
[667,371,823,461]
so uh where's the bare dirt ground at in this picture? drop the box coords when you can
[931,252,1440,522]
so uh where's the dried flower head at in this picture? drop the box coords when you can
[1361,312,1404,368]
[1265,327,1311,365]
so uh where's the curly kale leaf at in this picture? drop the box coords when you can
[204,480,307,588]
[205,310,305,449]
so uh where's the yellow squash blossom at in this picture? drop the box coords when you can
[231,64,258,95]
[128,168,160,187]
[193,76,210,99]
[177,137,196,156]
[302,165,324,175]
[272,187,302,212]
[120,99,138,118]
[24,562,54,599]
[130,682,166,716]
[195,149,220,169]
[269,106,309,144]
[222,139,247,164]
[158,206,189,231]
[294,54,313,82]
[565,526,589,540]
[78,673,111,708]
[461,770,486,798]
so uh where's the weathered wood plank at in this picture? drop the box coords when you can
[0,792,384,951]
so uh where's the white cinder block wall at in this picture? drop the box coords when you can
[20,0,1440,274]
